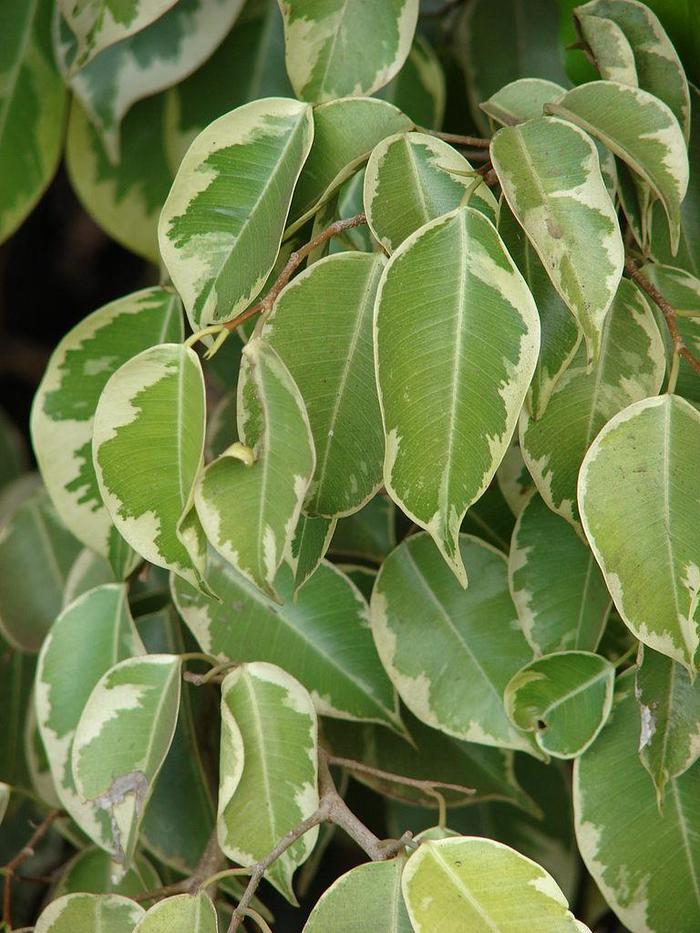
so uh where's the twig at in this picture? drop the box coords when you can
[327,755,475,799]
[223,215,368,333]
[426,129,491,149]
[2,809,61,924]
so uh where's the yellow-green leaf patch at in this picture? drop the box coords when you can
[34,893,144,933]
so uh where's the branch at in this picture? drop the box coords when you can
[2,809,61,924]
[223,214,368,334]
[327,754,475,799]
[426,129,491,149]
[625,259,700,378]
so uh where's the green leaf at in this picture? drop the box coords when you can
[481,78,566,127]
[521,278,665,530]
[636,646,700,807]
[159,98,313,331]
[505,651,615,759]
[364,132,498,253]
[279,0,418,103]
[330,495,395,564]
[25,704,61,808]
[0,783,9,825]
[575,11,640,87]
[401,836,587,932]
[172,551,400,730]
[195,339,315,598]
[371,533,536,753]
[132,892,218,932]
[495,438,534,518]
[63,549,115,607]
[491,115,623,363]
[72,654,181,867]
[261,253,384,516]
[375,34,445,129]
[375,206,539,584]
[461,480,515,552]
[32,287,183,558]
[546,81,688,254]
[34,893,144,933]
[93,343,207,589]
[53,846,160,901]
[288,97,413,234]
[579,394,700,672]
[0,490,82,652]
[218,662,319,902]
[509,492,611,654]
[0,633,35,789]
[574,671,700,932]
[286,514,335,594]
[0,0,67,245]
[303,859,411,932]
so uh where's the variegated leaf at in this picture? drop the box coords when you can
[218,662,318,902]
[576,11,639,86]
[52,846,161,900]
[546,81,688,254]
[286,513,335,594]
[509,493,610,655]
[481,78,566,127]
[196,339,315,598]
[370,533,536,753]
[172,551,400,729]
[133,892,218,932]
[375,206,539,584]
[0,783,9,825]
[159,98,313,331]
[521,278,665,530]
[261,253,384,517]
[304,859,411,932]
[279,0,418,103]
[72,654,181,867]
[34,893,144,933]
[491,115,623,363]
[579,394,700,673]
[376,34,445,129]
[32,288,183,558]
[93,343,207,589]
[364,132,498,253]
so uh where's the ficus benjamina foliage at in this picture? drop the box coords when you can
[1,0,699,930]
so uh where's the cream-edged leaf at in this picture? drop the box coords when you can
[375,33,445,129]
[286,513,335,594]
[132,892,218,932]
[52,846,161,900]
[34,893,144,933]
[481,77,566,127]
[304,859,411,932]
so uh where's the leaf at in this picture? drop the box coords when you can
[330,495,396,564]
[93,343,207,589]
[461,479,515,552]
[0,409,27,492]
[375,34,445,129]
[0,0,67,245]
[195,339,315,598]
[520,278,665,530]
[401,837,588,932]
[288,97,413,234]
[159,99,313,331]
[72,654,181,867]
[495,438,534,517]
[481,77,566,127]
[371,532,536,753]
[261,253,384,516]
[55,0,246,161]
[32,287,183,557]
[579,394,700,673]
[303,859,411,932]
[286,514,335,594]
[53,846,161,900]
[279,0,418,103]
[218,662,319,902]
[0,633,35,789]
[574,671,700,932]
[0,490,82,652]
[63,549,115,607]
[509,492,611,655]
[375,206,539,584]
[546,81,688,254]
[364,132,498,253]
[133,892,218,932]
[497,199,581,419]
[172,551,400,730]
[575,11,640,87]
[491,115,623,362]
[25,704,61,808]
[0,783,9,825]
[34,893,144,933]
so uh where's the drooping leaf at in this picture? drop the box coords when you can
[0,0,67,245]
[261,253,384,516]
[509,492,610,655]
[195,339,315,598]
[52,846,161,900]
[371,533,536,753]
[34,893,144,933]
[481,77,566,127]
[72,654,181,867]
[376,206,539,584]
[579,394,700,673]
[93,343,207,589]
[401,836,588,932]
[218,662,318,902]
[520,278,665,530]
[364,132,498,252]
[375,34,445,129]
[491,115,623,362]
[32,288,183,558]
[159,98,313,331]
[172,551,400,730]
[330,495,396,564]
[279,0,418,103]
[574,671,700,932]
[286,514,335,594]
[303,859,411,932]
[132,892,218,932]
[546,81,688,253]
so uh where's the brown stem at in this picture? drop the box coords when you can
[223,214,368,333]
[625,259,700,377]
[427,129,491,149]
[2,809,61,924]
[326,754,475,799]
